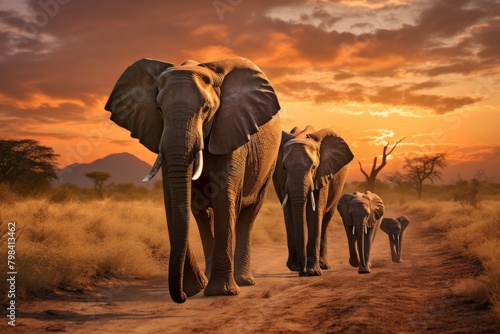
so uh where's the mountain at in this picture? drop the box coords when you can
[56,152,160,188]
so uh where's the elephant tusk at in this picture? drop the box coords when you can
[392,234,395,241]
[192,150,203,180]
[364,225,368,235]
[352,226,355,235]
[143,152,163,182]
[310,191,316,212]
[280,193,289,212]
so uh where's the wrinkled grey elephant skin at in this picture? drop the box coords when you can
[337,191,385,274]
[273,126,353,276]
[105,57,281,303]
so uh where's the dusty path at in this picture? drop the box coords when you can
[3,206,499,333]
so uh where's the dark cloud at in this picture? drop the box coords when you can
[297,80,484,114]
[0,0,498,147]
[334,71,355,80]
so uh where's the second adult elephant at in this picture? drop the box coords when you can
[105,57,281,303]
[337,191,385,274]
[273,126,353,276]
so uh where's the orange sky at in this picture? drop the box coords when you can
[1,0,499,183]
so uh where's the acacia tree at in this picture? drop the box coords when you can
[0,139,59,195]
[403,153,447,199]
[85,171,112,199]
[359,137,405,191]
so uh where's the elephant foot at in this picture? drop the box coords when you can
[358,266,371,274]
[299,267,322,276]
[349,257,359,268]
[319,258,331,270]
[204,277,240,296]
[235,273,256,286]
[286,260,302,272]
[183,271,208,297]
[394,259,403,263]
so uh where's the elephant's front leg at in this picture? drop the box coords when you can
[234,204,260,286]
[192,206,214,278]
[203,195,240,297]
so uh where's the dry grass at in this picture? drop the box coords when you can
[0,199,169,298]
[0,197,286,299]
[403,200,500,315]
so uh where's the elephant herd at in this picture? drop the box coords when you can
[105,56,409,303]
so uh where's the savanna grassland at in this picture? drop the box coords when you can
[1,182,499,333]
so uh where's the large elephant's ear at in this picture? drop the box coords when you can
[337,193,354,227]
[272,131,294,201]
[105,58,174,153]
[380,218,392,235]
[281,131,294,147]
[308,129,354,190]
[367,193,385,220]
[398,216,410,231]
[201,57,281,155]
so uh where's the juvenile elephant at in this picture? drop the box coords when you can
[380,216,410,263]
[273,126,353,276]
[105,57,281,303]
[337,191,384,274]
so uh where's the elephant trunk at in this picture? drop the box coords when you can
[164,119,202,303]
[355,215,372,274]
[388,232,403,263]
[166,161,192,303]
[290,194,307,275]
[395,232,404,263]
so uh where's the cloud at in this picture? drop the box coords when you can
[0,0,499,171]
[357,128,396,145]
[285,79,485,114]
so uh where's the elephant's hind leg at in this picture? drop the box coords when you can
[319,211,333,270]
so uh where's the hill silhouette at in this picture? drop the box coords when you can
[56,152,159,188]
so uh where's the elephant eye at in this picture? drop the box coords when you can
[157,107,162,115]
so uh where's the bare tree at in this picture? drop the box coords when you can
[359,137,405,191]
[85,171,112,199]
[403,153,446,199]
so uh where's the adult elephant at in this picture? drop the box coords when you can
[105,57,281,303]
[337,191,385,274]
[380,216,410,263]
[273,126,353,276]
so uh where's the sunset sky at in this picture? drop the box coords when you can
[1,0,499,183]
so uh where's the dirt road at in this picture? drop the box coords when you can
[4,206,499,333]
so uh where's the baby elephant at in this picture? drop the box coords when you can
[380,216,410,263]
